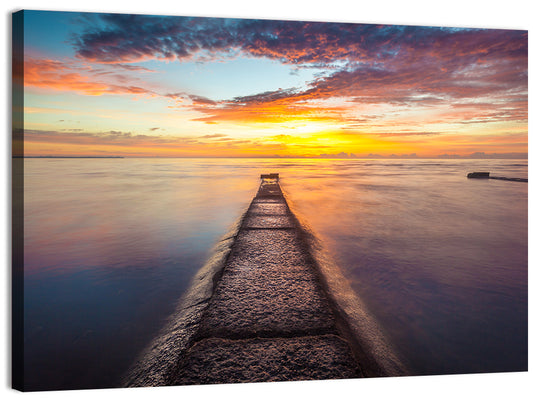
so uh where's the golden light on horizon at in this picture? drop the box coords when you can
[19,12,527,159]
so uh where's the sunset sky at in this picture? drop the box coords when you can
[18,10,528,158]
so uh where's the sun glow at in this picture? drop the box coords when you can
[290,122,335,134]
[19,11,528,159]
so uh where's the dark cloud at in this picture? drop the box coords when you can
[231,87,300,104]
[70,15,527,127]
[165,92,217,106]
[114,63,155,72]
[188,95,218,106]
[73,15,526,69]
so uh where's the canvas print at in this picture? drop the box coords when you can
[12,9,527,392]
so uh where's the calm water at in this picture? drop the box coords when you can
[23,158,527,390]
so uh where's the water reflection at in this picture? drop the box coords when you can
[24,158,260,390]
[280,159,527,374]
[23,158,527,389]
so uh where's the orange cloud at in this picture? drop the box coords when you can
[24,58,154,96]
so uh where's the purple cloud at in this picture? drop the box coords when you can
[71,14,527,126]
[73,15,526,68]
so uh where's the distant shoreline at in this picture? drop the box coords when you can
[14,155,528,160]
[17,156,125,159]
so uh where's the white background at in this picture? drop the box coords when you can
[1,1,531,398]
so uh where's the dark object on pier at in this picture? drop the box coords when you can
[467,172,527,183]
[260,173,279,179]
[467,172,490,178]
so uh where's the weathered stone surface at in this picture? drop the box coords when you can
[256,182,283,197]
[228,229,310,274]
[171,177,362,385]
[196,229,336,338]
[243,214,294,229]
[173,335,362,385]
[252,197,284,203]
[248,202,288,215]
[196,273,336,338]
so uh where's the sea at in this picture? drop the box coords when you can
[22,158,528,390]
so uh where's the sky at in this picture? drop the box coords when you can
[16,10,528,158]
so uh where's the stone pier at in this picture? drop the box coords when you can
[170,176,363,384]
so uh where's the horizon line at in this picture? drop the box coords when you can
[18,155,529,160]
